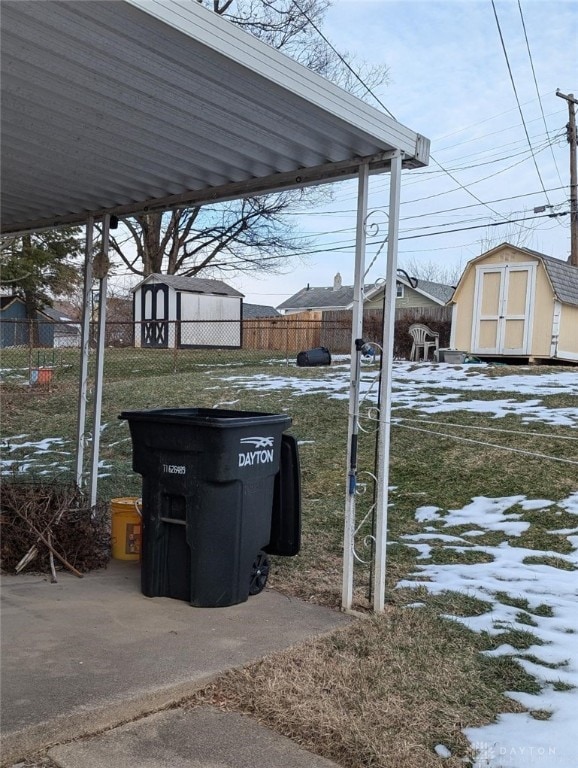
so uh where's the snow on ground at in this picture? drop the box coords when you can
[219,362,578,428]
[397,495,578,767]
[0,433,112,477]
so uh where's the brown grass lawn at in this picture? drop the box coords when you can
[2,352,577,766]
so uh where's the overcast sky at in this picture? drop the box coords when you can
[231,0,577,308]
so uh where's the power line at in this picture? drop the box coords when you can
[434,104,565,153]
[397,210,567,241]
[491,0,552,204]
[291,0,531,229]
[290,0,396,117]
[246,211,569,257]
[108,209,568,278]
[517,0,565,190]
[288,185,568,219]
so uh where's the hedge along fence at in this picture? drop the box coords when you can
[321,307,452,358]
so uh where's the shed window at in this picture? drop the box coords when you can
[396,282,404,298]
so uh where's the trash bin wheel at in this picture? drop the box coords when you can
[249,551,270,596]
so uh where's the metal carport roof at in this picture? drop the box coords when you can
[1,0,429,235]
[1,0,430,614]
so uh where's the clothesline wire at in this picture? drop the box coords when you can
[390,415,578,441]
[394,422,578,466]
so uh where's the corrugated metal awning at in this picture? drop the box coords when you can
[1,0,429,234]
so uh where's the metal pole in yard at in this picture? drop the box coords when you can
[75,216,94,488]
[373,151,402,612]
[88,215,110,508]
[173,321,178,373]
[342,162,369,612]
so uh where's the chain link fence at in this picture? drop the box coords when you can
[1,311,451,500]
[0,307,451,389]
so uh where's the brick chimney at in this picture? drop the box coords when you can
[333,272,342,291]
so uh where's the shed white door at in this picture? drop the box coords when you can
[471,264,535,355]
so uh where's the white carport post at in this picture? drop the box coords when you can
[88,215,110,508]
[372,151,403,612]
[342,162,369,612]
[75,217,94,488]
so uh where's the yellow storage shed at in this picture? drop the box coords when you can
[450,243,578,363]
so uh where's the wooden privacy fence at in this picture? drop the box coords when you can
[242,306,452,355]
[242,311,323,352]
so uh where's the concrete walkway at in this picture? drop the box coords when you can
[1,561,350,767]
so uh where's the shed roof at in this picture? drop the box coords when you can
[452,244,578,308]
[520,248,578,306]
[133,274,244,298]
[242,304,280,319]
[1,0,429,236]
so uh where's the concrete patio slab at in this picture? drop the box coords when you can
[0,561,350,765]
[47,706,340,768]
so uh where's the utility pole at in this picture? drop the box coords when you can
[556,90,578,267]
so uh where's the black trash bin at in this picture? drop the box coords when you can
[119,408,299,608]
[296,347,331,367]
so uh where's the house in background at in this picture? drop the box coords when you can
[277,272,454,314]
[40,307,81,348]
[0,296,79,348]
[450,243,578,363]
[132,274,244,349]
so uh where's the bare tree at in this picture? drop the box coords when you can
[111,0,389,279]
[477,218,536,254]
[109,192,312,278]
[398,256,464,286]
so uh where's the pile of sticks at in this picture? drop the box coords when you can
[0,482,110,580]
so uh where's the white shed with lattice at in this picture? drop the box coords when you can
[132,274,243,349]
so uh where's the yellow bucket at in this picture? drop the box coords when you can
[111,497,142,561]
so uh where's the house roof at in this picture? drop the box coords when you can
[277,278,453,311]
[277,284,372,311]
[0,296,78,330]
[1,0,429,235]
[0,296,19,311]
[133,274,244,298]
[242,303,280,319]
[41,306,80,334]
[409,278,455,304]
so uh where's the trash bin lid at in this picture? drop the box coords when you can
[119,408,291,428]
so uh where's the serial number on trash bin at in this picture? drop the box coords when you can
[162,464,186,475]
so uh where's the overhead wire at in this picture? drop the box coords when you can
[291,0,541,231]
[490,0,552,205]
[517,0,565,191]
[108,208,569,279]
[288,185,568,218]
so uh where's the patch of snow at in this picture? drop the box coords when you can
[519,499,555,511]
[415,505,442,522]
[398,493,578,768]
[435,744,452,758]
[218,363,578,428]
[558,493,578,515]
